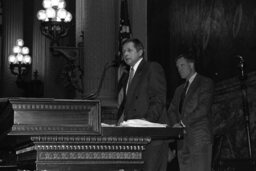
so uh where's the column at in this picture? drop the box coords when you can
[2,0,24,96]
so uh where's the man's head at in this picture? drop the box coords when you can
[122,38,144,66]
[175,52,196,80]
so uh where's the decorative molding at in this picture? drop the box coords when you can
[12,103,92,111]
[38,151,142,160]
[16,146,36,155]
[30,135,150,144]
[16,144,146,154]
[51,46,84,95]
[36,145,145,151]
[6,99,101,136]
[11,125,93,133]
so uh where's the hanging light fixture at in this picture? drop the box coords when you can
[37,0,72,45]
[8,39,32,83]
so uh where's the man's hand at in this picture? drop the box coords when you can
[168,149,176,162]
[173,123,183,128]
[173,121,186,134]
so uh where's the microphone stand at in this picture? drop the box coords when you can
[83,60,119,99]
[237,56,253,159]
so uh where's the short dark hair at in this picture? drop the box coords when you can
[175,51,196,64]
[122,38,144,57]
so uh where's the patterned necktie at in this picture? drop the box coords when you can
[117,70,129,124]
[179,81,189,114]
[126,67,134,94]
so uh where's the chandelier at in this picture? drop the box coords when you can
[8,39,32,83]
[37,0,72,45]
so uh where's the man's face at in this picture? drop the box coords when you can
[122,42,142,66]
[176,57,194,80]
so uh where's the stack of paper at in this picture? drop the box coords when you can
[120,119,167,128]
[101,123,116,127]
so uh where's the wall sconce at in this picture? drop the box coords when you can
[37,0,72,45]
[8,39,32,85]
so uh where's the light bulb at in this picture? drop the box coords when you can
[22,47,29,55]
[17,54,23,62]
[57,9,67,19]
[42,0,52,9]
[16,39,24,46]
[37,10,47,21]
[64,12,72,22]
[46,8,56,19]
[13,46,21,54]
[23,55,31,64]
[56,17,61,22]
[58,0,66,9]
[8,55,16,64]
[52,0,60,7]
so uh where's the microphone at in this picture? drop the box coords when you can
[236,55,246,80]
[83,60,125,99]
[237,55,244,62]
[110,59,127,67]
[110,60,120,67]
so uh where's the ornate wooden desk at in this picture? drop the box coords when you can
[0,98,183,171]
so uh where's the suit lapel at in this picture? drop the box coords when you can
[126,59,146,102]
[184,74,200,103]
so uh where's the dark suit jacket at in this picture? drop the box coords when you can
[123,59,167,124]
[168,74,214,145]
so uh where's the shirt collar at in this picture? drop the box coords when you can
[131,58,143,73]
[188,72,197,84]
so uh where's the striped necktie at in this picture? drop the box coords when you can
[126,67,134,93]
[179,81,189,114]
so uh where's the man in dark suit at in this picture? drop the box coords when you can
[167,52,214,171]
[118,38,168,171]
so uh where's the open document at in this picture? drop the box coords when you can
[101,119,168,128]
[120,119,167,127]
